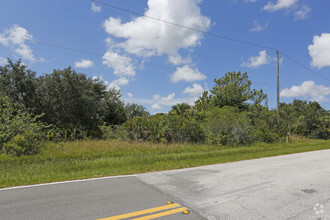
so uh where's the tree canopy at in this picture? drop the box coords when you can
[210,71,267,109]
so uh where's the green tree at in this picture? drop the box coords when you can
[36,67,106,131]
[0,59,40,112]
[194,91,211,112]
[210,71,267,110]
[169,103,193,116]
[125,103,149,120]
[279,100,329,139]
[101,88,127,126]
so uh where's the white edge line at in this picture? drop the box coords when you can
[0,174,137,191]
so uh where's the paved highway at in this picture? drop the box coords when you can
[1,150,330,219]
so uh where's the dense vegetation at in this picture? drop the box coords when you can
[0,59,329,156]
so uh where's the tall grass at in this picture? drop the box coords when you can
[0,139,329,188]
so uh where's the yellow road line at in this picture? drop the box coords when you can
[131,207,188,220]
[97,203,181,220]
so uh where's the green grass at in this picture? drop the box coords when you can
[0,139,329,188]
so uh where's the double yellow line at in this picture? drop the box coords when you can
[97,202,189,220]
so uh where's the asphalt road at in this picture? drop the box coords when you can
[1,150,330,219]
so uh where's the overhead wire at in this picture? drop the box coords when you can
[278,49,330,81]
[93,0,275,51]
[93,0,330,83]
[5,36,277,88]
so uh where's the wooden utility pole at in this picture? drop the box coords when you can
[277,50,280,123]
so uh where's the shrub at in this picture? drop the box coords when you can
[0,96,48,155]
[3,130,41,156]
[203,106,253,145]
[99,124,118,139]
[117,115,150,141]
[167,113,205,143]
[253,121,279,143]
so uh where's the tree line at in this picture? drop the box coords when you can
[0,59,329,155]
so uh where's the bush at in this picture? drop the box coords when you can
[167,113,205,143]
[148,114,170,142]
[99,124,118,139]
[248,105,279,143]
[203,106,253,145]
[253,121,279,143]
[117,115,150,141]
[3,130,42,156]
[0,96,48,155]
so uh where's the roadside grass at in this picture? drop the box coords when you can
[0,139,329,188]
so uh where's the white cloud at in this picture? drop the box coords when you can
[151,93,176,110]
[308,33,330,69]
[0,25,41,62]
[171,65,206,83]
[75,59,94,68]
[241,50,271,68]
[103,0,210,65]
[168,55,192,65]
[0,57,7,65]
[263,0,298,11]
[150,92,201,110]
[183,83,204,96]
[127,92,133,98]
[108,77,130,91]
[91,2,101,13]
[153,93,176,102]
[280,81,330,102]
[151,103,163,110]
[103,51,136,77]
[124,92,201,112]
[249,20,268,32]
[294,5,311,20]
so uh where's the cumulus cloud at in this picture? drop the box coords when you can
[151,103,163,110]
[103,51,136,77]
[150,92,201,110]
[168,55,192,66]
[91,2,101,13]
[103,0,210,65]
[294,5,311,20]
[183,83,204,96]
[124,92,201,112]
[0,25,42,62]
[75,59,94,68]
[241,50,271,68]
[308,33,330,69]
[150,93,176,110]
[263,0,298,11]
[249,20,268,32]
[280,81,330,102]
[171,65,206,83]
[108,77,130,90]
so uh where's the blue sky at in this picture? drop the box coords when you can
[0,0,329,113]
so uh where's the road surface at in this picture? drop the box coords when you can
[1,150,330,219]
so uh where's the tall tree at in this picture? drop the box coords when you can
[0,59,40,111]
[210,71,267,110]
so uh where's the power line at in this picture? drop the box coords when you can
[4,36,276,88]
[29,38,175,71]
[93,0,275,51]
[278,50,330,82]
[93,0,330,83]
